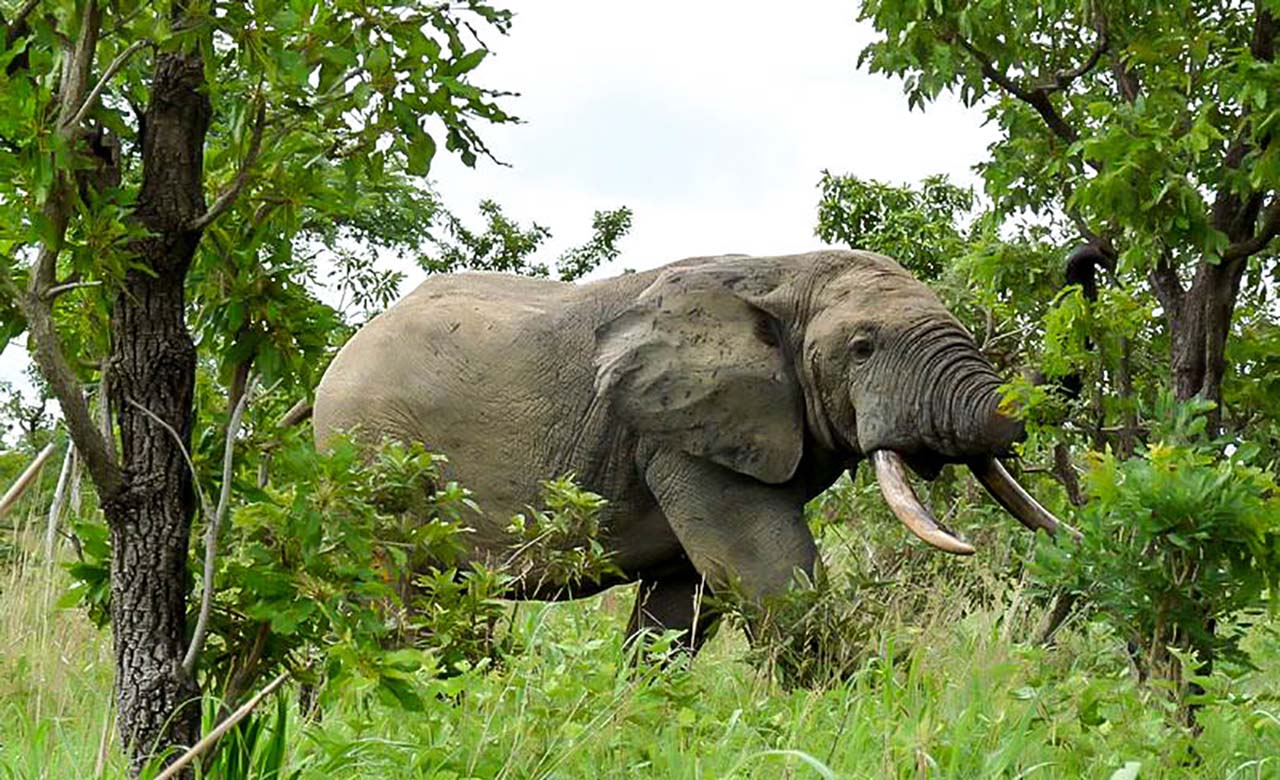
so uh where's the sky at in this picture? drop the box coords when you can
[427,1,996,279]
[0,0,997,396]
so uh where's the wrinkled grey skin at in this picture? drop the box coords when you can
[314,250,1024,650]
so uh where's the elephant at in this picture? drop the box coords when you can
[313,249,1064,652]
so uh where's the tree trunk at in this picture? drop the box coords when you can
[1164,253,1250,432]
[102,50,211,774]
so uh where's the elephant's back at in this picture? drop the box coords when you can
[313,272,620,533]
[316,273,580,444]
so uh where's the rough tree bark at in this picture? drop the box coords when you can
[5,2,257,772]
[101,50,211,768]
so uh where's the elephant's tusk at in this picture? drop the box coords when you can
[871,450,975,555]
[969,457,1081,541]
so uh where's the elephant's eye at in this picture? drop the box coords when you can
[850,336,875,362]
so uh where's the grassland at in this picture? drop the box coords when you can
[1,522,1277,780]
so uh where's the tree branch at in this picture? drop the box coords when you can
[1252,7,1276,63]
[62,39,149,132]
[1221,196,1280,262]
[98,366,116,465]
[4,0,41,37]
[12,0,121,498]
[276,398,312,428]
[187,99,267,232]
[183,377,256,676]
[152,671,290,780]
[1032,29,1108,94]
[0,441,57,519]
[24,291,121,497]
[54,0,100,138]
[950,33,1080,145]
[1210,10,1275,243]
[42,279,104,300]
[1148,248,1185,311]
[44,443,76,559]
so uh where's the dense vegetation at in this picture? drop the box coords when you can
[1,0,1278,778]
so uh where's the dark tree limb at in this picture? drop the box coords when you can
[949,33,1081,145]
[1148,250,1184,312]
[1221,197,1280,261]
[6,0,40,32]
[1252,6,1276,63]
[187,98,266,232]
[1032,29,1108,94]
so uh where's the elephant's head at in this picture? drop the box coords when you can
[594,250,1064,554]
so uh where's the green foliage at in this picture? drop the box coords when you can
[724,570,891,689]
[856,0,1278,303]
[844,3,1280,718]
[506,475,619,595]
[186,693,291,780]
[0,369,52,448]
[554,206,634,282]
[815,172,974,282]
[0,0,523,357]
[1035,399,1280,694]
[423,200,632,281]
[10,552,1280,779]
[58,429,619,707]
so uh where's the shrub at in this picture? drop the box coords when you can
[63,433,615,712]
[1033,399,1280,716]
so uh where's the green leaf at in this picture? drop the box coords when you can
[452,49,487,75]
[405,130,437,176]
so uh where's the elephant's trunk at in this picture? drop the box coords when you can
[861,321,1073,554]
[931,365,1019,458]
[871,345,1071,554]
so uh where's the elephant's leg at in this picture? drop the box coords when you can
[643,449,818,609]
[625,571,719,655]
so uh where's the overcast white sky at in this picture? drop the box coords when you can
[428,1,996,279]
[0,0,996,394]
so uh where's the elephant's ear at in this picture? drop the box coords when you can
[594,266,804,484]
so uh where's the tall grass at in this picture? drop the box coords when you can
[2,519,1278,779]
[0,526,121,779]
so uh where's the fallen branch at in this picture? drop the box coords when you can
[0,441,58,518]
[152,671,290,780]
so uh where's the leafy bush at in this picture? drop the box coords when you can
[62,433,615,712]
[1034,399,1280,711]
[728,466,1036,689]
[506,474,618,596]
